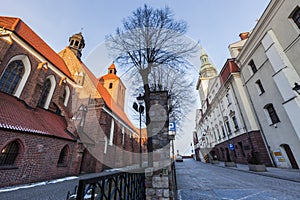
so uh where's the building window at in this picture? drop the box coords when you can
[290,6,300,29]
[109,82,113,89]
[215,126,221,140]
[264,103,280,124]
[255,80,265,95]
[226,93,231,105]
[38,79,52,108]
[57,145,69,166]
[0,141,19,166]
[0,60,24,95]
[232,116,239,130]
[248,60,257,74]
[221,125,226,138]
[225,121,232,135]
[212,128,217,142]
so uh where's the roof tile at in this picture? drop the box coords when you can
[0,92,74,140]
[0,16,73,80]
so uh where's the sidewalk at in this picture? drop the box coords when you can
[211,161,300,183]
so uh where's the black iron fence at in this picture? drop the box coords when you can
[67,170,145,200]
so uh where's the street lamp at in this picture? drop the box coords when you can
[292,82,300,95]
[133,93,144,168]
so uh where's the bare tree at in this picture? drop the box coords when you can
[125,63,196,135]
[106,4,198,126]
[106,5,198,161]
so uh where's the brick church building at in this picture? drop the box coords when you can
[0,16,140,187]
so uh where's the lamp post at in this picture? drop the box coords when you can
[133,94,144,168]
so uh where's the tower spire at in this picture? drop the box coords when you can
[199,46,217,78]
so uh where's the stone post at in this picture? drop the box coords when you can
[145,91,173,199]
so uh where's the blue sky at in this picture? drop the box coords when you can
[1,0,270,154]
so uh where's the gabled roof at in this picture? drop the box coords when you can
[0,16,73,80]
[59,47,137,132]
[0,92,75,141]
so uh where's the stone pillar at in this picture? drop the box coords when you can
[145,91,173,200]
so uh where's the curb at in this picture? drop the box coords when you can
[210,162,300,184]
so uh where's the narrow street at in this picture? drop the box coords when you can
[176,159,300,200]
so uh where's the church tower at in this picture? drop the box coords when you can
[68,32,85,59]
[99,63,126,110]
[199,47,218,78]
[196,47,218,106]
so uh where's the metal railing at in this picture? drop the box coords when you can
[67,170,145,200]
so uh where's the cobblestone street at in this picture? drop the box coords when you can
[176,159,300,200]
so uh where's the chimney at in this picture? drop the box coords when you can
[239,32,250,40]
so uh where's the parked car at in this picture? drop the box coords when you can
[176,155,183,162]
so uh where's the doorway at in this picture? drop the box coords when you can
[281,144,299,169]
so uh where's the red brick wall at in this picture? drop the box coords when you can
[0,39,74,116]
[0,130,78,187]
[212,131,273,166]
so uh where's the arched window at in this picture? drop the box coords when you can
[109,82,113,89]
[38,79,51,108]
[264,103,280,124]
[0,60,24,95]
[0,141,20,166]
[57,145,69,166]
[63,86,70,106]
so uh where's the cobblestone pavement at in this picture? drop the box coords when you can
[176,159,300,200]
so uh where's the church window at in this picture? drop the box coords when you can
[0,60,24,95]
[290,6,300,29]
[109,82,113,89]
[57,145,69,166]
[75,41,79,47]
[70,40,74,46]
[0,141,19,166]
[63,86,70,106]
[38,79,51,108]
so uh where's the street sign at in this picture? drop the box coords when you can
[169,122,176,131]
[228,143,235,151]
